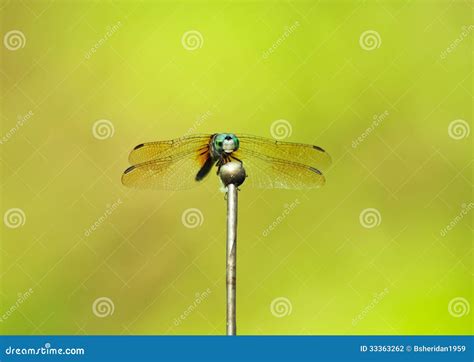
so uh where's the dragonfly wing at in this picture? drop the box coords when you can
[237,134,331,171]
[122,151,214,191]
[233,149,325,189]
[128,134,213,165]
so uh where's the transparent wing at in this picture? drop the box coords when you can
[233,149,325,189]
[128,134,213,165]
[121,152,213,190]
[236,134,331,171]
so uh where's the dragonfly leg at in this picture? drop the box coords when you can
[216,158,223,175]
[216,154,233,175]
[230,154,243,165]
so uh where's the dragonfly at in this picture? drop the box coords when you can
[121,133,331,190]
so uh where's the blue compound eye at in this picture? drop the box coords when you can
[214,134,226,151]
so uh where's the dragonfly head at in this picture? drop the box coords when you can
[213,133,240,155]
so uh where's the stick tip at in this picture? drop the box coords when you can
[219,161,246,187]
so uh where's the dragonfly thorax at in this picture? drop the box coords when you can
[211,133,240,157]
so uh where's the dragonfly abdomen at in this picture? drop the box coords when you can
[195,156,216,181]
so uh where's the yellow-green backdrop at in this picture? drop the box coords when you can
[0,0,472,335]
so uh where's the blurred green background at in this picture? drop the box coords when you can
[0,0,472,335]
